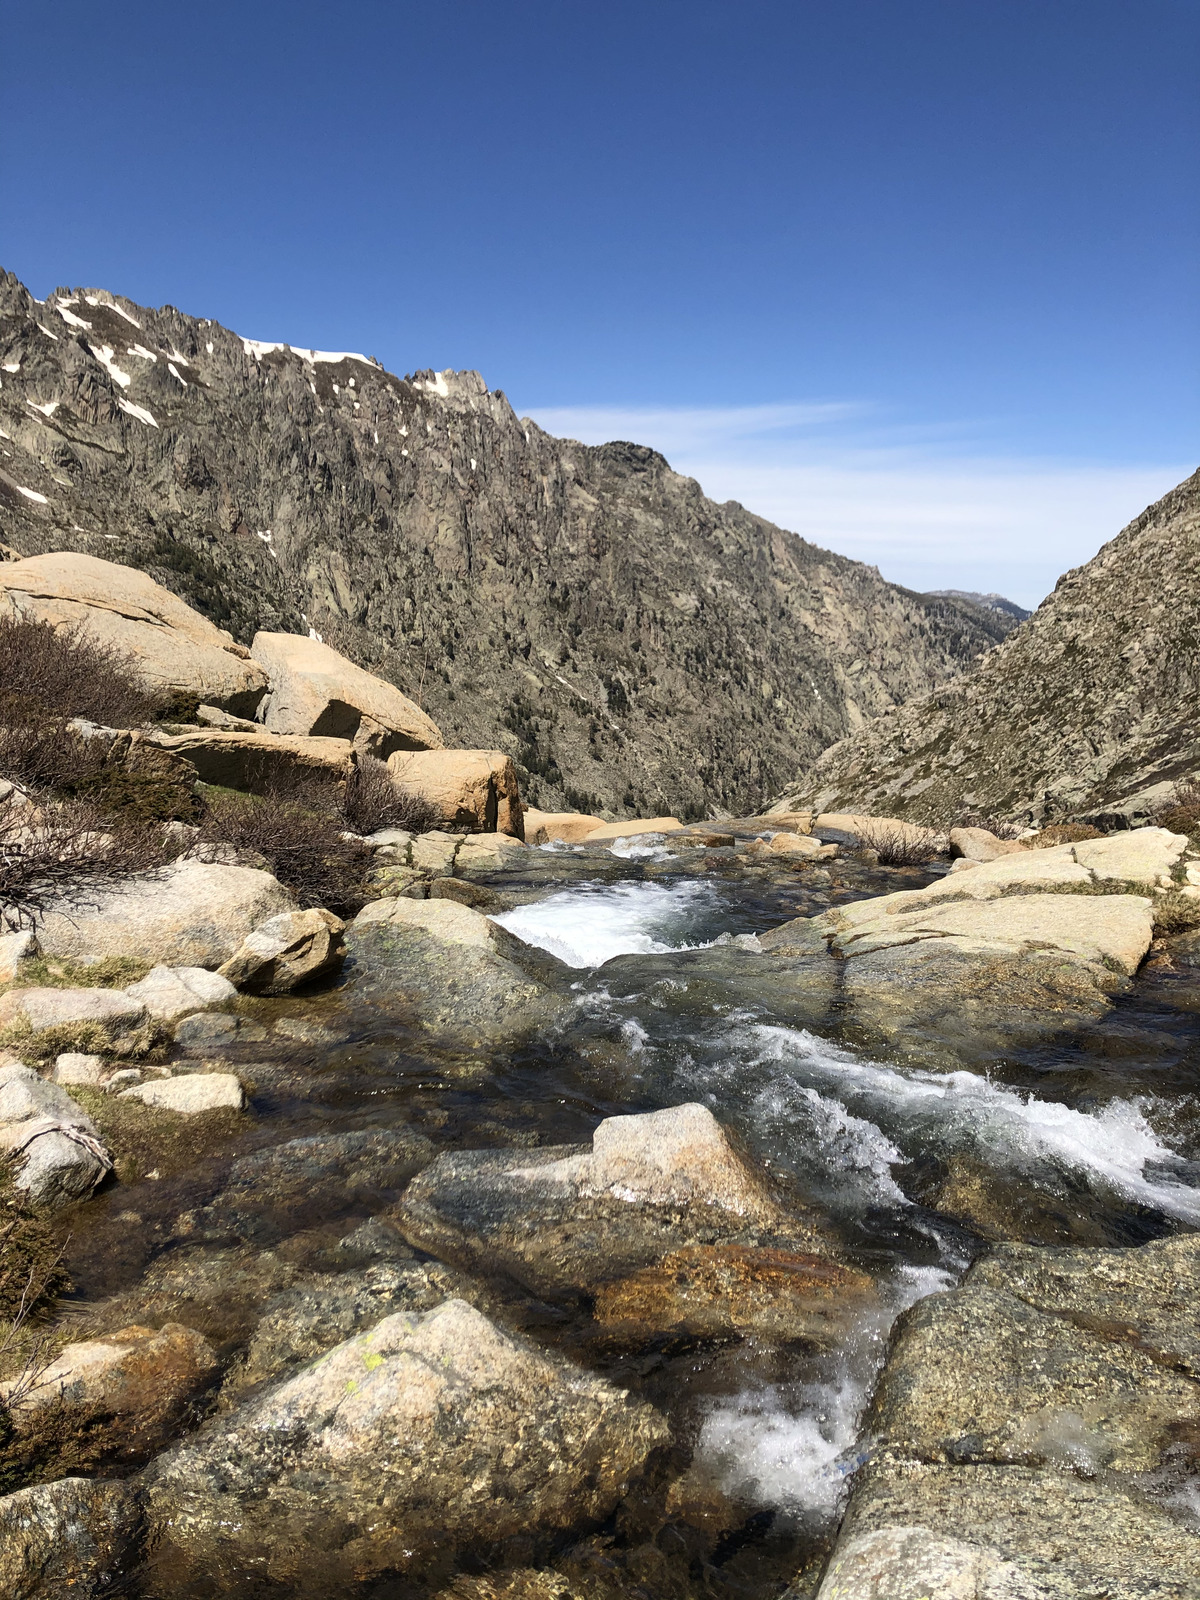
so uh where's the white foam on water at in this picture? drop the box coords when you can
[493,880,719,968]
[695,1261,954,1524]
[742,1024,1200,1223]
[609,833,671,861]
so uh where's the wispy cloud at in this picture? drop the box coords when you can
[525,402,1192,609]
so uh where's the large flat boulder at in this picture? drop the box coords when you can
[582,817,684,842]
[36,859,297,968]
[779,831,1182,1055]
[523,807,606,844]
[397,1103,827,1294]
[388,748,524,838]
[0,986,146,1042]
[0,552,266,713]
[143,726,354,791]
[250,630,443,756]
[144,1298,669,1592]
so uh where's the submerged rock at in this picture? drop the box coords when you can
[397,1103,827,1295]
[145,1298,669,1592]
[0,1476,143,1600]
[593,1242,878,1344]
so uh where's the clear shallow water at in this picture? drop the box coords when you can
[52,847,1200,1595]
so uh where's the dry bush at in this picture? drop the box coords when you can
[1153,892,1200,936]
[1157,779,1200,839]
[341,756,438,836]
[1030,823,1103,849]
[952,810,1024,841]
[0,793,180,933]
[0,612,156,727]
[853,817,939,866]
[0,707,198,824]
[197,787,371,916]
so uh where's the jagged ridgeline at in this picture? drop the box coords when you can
[0,271,1005,819]
[778,468,1200,826]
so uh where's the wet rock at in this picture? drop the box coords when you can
[119,1073,245,1114]
[145,1298,670,1592]
[818,1459,1200,1599]
[389,748,525,837]
[0,985,146,1044]
[593,1243,878,1344]
[429,876,504,910]
[0,1476,143,1600]
[398,1103,826,1295]
[36,859,298,968]
[0,549,267,712]
[250,629,442,756]
[173,1011,268,1052]
[217,907,346,994]
[1,1322,218,1465]
[123,964,237,1023]
[455,831,530,873]
[968,1232,1200,1377]
[0,1063,111,1208]
[582,817,684,841]
[869,1280,1200,1472]
[347,896,567,1046]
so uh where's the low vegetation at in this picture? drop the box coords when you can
[196,785,372,916]
[341,755,437,835]
[854,817,940,865]
[1157,779,1200,839]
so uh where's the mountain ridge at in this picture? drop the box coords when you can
[0,270,1003,818]
[776,468,1200,824]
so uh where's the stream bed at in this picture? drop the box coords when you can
[52,831,1200,1597]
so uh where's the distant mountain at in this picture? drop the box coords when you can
[0,270,1002,819]
[777,470,1200,824]
[924,589,1031,631]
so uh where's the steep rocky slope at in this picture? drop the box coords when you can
[924,589,1030,630]
[777,469,1200,824]
[0,270,1002,817]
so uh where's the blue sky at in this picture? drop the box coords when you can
[5,1,1195,606]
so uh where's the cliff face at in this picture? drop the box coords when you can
[0,271,1002,818]
[776,470,1200,825]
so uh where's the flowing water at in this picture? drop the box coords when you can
[53,835,1200,1596]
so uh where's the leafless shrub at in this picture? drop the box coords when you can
[853,817,940,866]
[197,787,371,915]
[952,810,1024,841]
[0,613,156,727]
[341,756,437,836]
[1157,779,1200,839]
[0,708,198,824]
[0,793,178,933]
